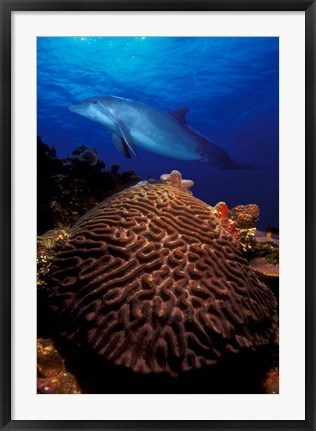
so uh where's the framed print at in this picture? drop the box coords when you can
[1,1,315,430]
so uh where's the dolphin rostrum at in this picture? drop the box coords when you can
[69,96,258,169]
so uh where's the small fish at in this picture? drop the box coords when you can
[69,96,260,169]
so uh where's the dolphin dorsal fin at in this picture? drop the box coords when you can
[169,108,190,123]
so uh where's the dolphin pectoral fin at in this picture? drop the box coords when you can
[117,121,138,157]
[168,108,190,123]
[112,134,131,159]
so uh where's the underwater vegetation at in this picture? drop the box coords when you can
[38,169,279,394]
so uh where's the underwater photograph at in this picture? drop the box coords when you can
[37,36,279,394]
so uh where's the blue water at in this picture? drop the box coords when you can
[37,37,279,230]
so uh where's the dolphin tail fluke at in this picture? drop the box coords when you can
[219,160,266,170]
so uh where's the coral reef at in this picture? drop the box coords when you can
[261,365,279,394]
[243,235,279,296]
[46,171,278,378]
[160,170,194,192]
[249,256,279,300]
[249,257,279,280]
[37,137,140,235]
[254,237,279,264]
[265,226,279,238]
[37,338,81,394]
[214,202,259,250]
[230,204,260,229]
[214,202,279,269]
[68,145,99,167]
[214,202,229,220]
[37,228,70,288]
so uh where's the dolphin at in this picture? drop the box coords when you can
[69,96,258,169]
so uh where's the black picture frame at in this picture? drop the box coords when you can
[1,1,315,430]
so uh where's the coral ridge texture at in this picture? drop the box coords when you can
[48,178,278,377]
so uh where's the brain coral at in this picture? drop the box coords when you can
[47,171,278,377]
